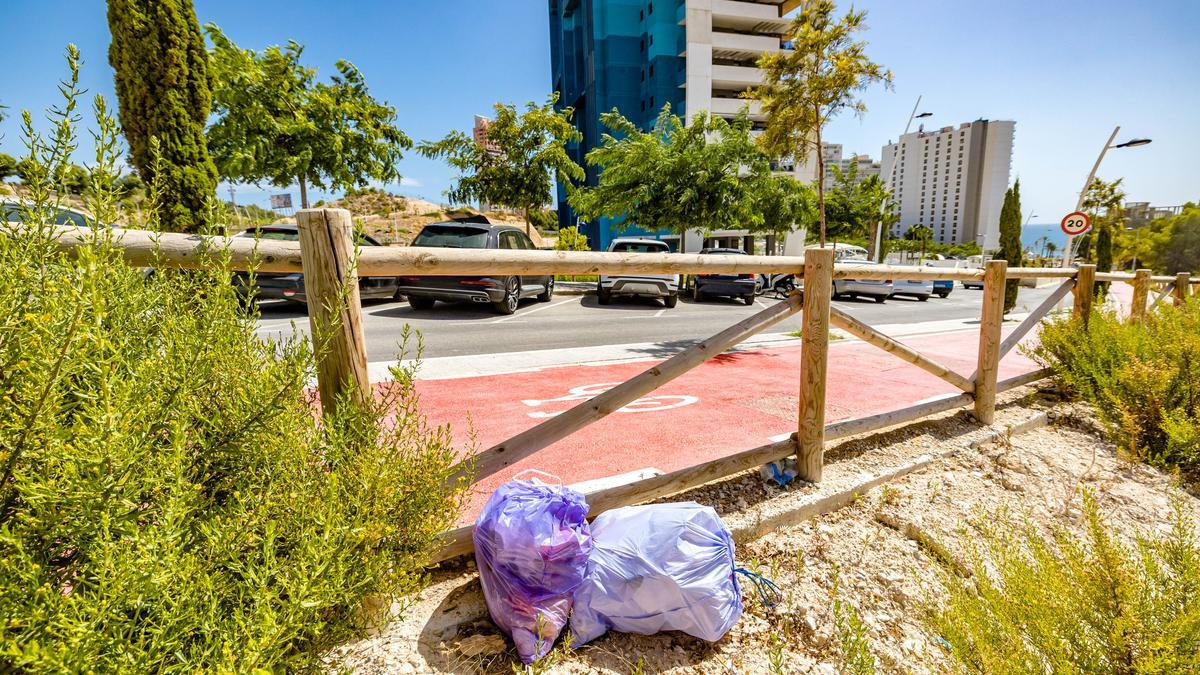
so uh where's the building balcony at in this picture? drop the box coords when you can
[711,30,784,59]
[710,96,763,119]
[711,0,790,34]
[711,64,764,89]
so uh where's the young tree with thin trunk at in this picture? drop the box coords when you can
[998,180,1023,312]
[748,0,891,248]
[418,97,583,236]
[107,0,218,232]
[205,25,411,209]
[569,106,765,253]
[1082,177,1125,298]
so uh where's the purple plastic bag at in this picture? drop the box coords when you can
[473,472,592,664]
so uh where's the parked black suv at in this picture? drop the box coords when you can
[232,224,399,305]
[396,222,553,315]
[687,248,758,305]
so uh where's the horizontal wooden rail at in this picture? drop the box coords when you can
[430,368,1053,564]
[46,224,1117,282]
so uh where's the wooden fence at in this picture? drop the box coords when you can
[48,209,1198,563]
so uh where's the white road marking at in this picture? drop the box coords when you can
[653,308,666,318]
[491,298,574,324]
[756,300,770,309]
[769,432,794,442]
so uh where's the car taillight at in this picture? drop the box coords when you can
[460,279,498,287]
[739,273,754,279]
[885,279,893,284]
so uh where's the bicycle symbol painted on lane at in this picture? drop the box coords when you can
[521,382,699,419]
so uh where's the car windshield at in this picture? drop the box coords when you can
[3,204,90,227]
[412,225,490,249]
[248,228,298,241]
[702,250,745,256]
[612,241,668,253]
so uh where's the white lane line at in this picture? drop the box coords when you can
[755,300,769,309]
[491,298,574,324]
[653,308,666,318]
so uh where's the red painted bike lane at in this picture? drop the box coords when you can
[408,327,1042,523]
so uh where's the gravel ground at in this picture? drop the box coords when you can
[325,385,1199,674]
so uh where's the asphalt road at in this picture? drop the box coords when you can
[254,283,1059,362]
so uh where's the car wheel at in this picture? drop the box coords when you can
[935,291,949,298]
[408,295,435,310]
[874,295,887,303]
[742,294,754,306]
[663,293,679,308]
[597,283,612,305]
[494,276,520,315]
[537,278,554,302]
[392,287,406,302]
[918,294,929,302]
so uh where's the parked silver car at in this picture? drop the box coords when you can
[598,238,679,308]
[891,278,934,301]
[832,259,893,303]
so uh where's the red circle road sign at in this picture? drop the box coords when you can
[1061,211,1091,236]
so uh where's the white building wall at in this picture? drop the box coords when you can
[880,120,1015,249]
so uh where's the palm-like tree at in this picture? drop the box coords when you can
[1045,241,1059,260]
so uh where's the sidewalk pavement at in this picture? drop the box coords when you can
[377,316,1046,524]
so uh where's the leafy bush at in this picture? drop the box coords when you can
[926,493,1200,673]
[1029,302,1200,479]
[554,226,590,252]
[0,48,466,672]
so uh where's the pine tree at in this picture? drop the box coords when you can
[108,0,217,232]
[998,180,1023,313]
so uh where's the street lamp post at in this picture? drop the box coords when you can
[1062,127,1151,267]
[874,97,931,262]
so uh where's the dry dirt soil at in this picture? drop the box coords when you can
[325,385,1198,674]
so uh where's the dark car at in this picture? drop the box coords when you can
[396,222,553,315]
[232,224,399,305]
[688,248,757,305]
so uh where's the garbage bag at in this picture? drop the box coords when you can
[570,502,743,645]
[473,472,592,664]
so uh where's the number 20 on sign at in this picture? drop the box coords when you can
[1061,211,1091,236]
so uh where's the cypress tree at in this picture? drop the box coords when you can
[1095,223,1113,299]
[108,0,217,232]
[998,179,1023,313]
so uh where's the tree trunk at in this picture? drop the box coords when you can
[523,205,532,237]
[298,175,309,210]
[815,112,827,248]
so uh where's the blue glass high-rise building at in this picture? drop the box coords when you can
[548,0,687,251]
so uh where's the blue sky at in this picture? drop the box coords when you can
[2,0,1197,224]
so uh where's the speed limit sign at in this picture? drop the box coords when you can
[1061,211,1091,236]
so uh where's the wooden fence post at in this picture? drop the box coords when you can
[1073,264,1096,323]
[1174,272,1191,307]
[296,208,371,414]
[797,247,833,482]
[1130,268,1151,323]
[973,260,1007,426]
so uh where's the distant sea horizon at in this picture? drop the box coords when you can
[1021,224,1068,253]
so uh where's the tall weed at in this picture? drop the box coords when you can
[926,493,1200,673]
[0,48,467,672]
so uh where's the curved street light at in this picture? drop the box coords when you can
[1062,127,1152,267]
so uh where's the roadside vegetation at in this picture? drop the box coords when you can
[1031,300,1200,481]
[926,492,1200,673]
[0,52,467,672]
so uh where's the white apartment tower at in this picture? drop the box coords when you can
[880,120,1015,250]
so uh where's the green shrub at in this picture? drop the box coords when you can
[0,48,466,672]
[1029,303,1200,479]
[925,493,1200,673]
[554,225,590,252]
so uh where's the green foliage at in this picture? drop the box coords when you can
[554,226,590,252]
[527,208,560,233]
[418,96,582,235]
[0,152,16,181]
[205,25,412,209]
[926,492,1200,673]
[0,57,466,672]
[752,173,817,239]
[571,106,765,252]
[749,0,891,246]
[832,571,876,674]
[825,159,890,243]
[1134,207,1200,274]
[1030,302,1200,480]
[998,180,1023,312]
[1096,222,1114,298]
[107,0,218,232]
